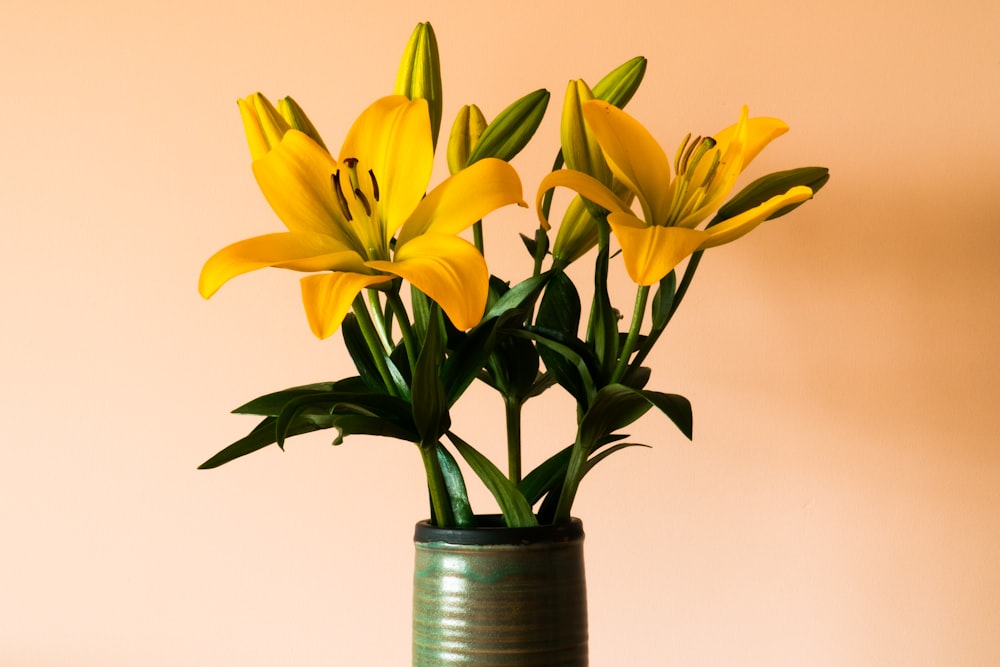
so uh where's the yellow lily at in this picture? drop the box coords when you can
[200,94,525,338]
[537,101,814,285]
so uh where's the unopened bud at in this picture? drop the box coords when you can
[447,104,488,174]
[394,22,443,148]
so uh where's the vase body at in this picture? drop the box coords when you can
[412,516,588,666]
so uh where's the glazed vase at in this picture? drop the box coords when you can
[412,515,588,666]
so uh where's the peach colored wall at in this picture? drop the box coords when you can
[2,0,998,664]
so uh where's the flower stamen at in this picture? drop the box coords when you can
[332,170,353,221]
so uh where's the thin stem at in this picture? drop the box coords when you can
[365,289,393,353]
[351,294,400,398]
[629,250,703,370]
[610,284,650,384]
[504,396,523,484]
[419,443,454,527]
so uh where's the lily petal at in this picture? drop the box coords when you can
[368,234,488,330]
[252,131,359,248]
[607,213,709,286]
[581,100,672,224]
[712,112,789,171]
[536,169,630,230]
[300,272,391,339]
[397,158,525,247]
[340,96,433,240]
[699,186,813,249]
[199,232,368,299]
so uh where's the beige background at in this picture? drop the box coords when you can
[3,0,998,664]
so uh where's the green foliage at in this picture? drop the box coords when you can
[200,21,830,530]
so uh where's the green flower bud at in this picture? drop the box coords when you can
[552,195,601,265]
[713,166,830,224]
[394,22,443,149]
[277,96,329,152]
[466,88,550,165]
[591,56,647,109]
[447,104,488,174]
[561,79,612,184]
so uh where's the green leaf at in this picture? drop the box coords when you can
[197,414,334,469]
[650,271,677,330]
[487,333,540,400]
[587,235,618,376]
[484,271,552,320]
[341,314,386,393]
[436,444,475,527]
[519,444,573,506]
[467,88,550,165]
[447,431,538,527]
[640,390,693,440]
[578,384,654,451]
[411,307,450,446]
[536,272,587,404]
[232,379,358,416]
[713,166,830,225]
[409,285,432,343]
[518,326,600,406]
[585,442,651,473]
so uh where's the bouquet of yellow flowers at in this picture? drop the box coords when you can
[198,22,828,528]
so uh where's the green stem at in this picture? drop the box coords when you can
[419,443,454,527]
[385,290,419,375]
[365,289,393,353]
[351,294,400,398]
[629,250,703,370]
[610,285,650,384]
[504,396,523,484]
[472,220,484,255]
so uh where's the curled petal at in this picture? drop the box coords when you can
[699,186,813,249]
[607,214,709,286]
[368,234,488,330]
[199,232,366,299]
[300,272,391,339]
[536,169,630,230]
[397,157,525,246]
[711,110,789,171]
[581,100,671,223]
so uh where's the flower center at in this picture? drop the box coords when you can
[331,158,389,260]
[664,135,720,225]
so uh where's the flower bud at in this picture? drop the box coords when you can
[561,80,612,185]
[466,88,550,165]
[237,93,290,160]
[552,195,601,265]
[591,56,647,109]
[446,104,488,174]
[713,166,829,223]
[394,22,443,148]
[276,96,329,152]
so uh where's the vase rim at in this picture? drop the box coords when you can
[414,515,584,546]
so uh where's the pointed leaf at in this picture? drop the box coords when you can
[412,307,450,445]
[436,444,475,527]
[198,414,335,469]
[447,432,537,527]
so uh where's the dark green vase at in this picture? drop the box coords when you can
[412,515,588,666]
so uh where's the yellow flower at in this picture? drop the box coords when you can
[200,94,525,338]
[537,101,814,285]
